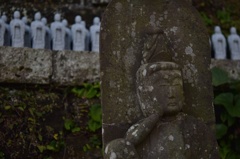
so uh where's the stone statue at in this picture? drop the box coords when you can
[50,13,65,50]
[211,26,227,59]
[81,21,90,51]
[62,19,72,50]
[22,16,32,48]
[41,17,52,49]
[227,27,240,60]
[90,17,100,52]
[104,62,219,159]
[71,15,86,51]
[101,0,217,157]
[1,14,11,46]
[31,12,46,49]
[10,11,25,47]
[0,16,6,46]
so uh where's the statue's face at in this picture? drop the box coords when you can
[153,71,184,115]
[137,68,184,117]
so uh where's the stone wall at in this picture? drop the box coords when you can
[0,46,99,85]
[0,46,100,158]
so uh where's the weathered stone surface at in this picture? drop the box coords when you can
[52,50,99,85]
[0,46,100,85]
[101,0,215,147]
[0,46,52,84]
[104,62,219,158]
[211,59,240,79]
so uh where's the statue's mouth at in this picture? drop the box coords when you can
[168,100,177,107]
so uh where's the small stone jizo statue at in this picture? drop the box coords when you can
[62,19,72,50]
[31,12,46,49]
[90,17,100,52]
[105,62,219,159]
[227,27,240,60]
[10,11,25,47]
[211,26,227,59]
[41,17,52,49]
[50,13,65,51]
[71,15,86,51]
[22,16,31,48]
[1,14,11,46]
[0,16,6,46]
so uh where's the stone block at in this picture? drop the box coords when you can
[211,59,240,80]
[0,46,52,84]
[52,50,99,85]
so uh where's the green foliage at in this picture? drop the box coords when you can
[200,12,213,26]
[217,9,232,25]
[71,82,100,99]
[64,118,81,133]
[71,82,102,152]
[83,135,102,152]
[212,67,229,86]
[88,104,102,132]
[212,68,240,159]
[0,82,101,157]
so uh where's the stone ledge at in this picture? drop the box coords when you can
[0,46,99,85]
[52,50,100,85]
[211,59,240,80]
[0,46,238,86]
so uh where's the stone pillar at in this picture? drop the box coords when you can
[100,0,216,150]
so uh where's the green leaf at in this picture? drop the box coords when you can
[214,93,233,108]
[211,67,229,86]
[227,98,240,117]
[88,119,101,132]
[37,145,46,153]
[85,87,97,99]
[71,88,85,97]
[64,119,74,130]
[227,151,239,159]
[4,106,11,110]
[46,145,55,151]
[219,144,231,159]
[38,134,43,141]
[71,127,81,133]
[18,107,24,111]
[89,104,102,122]
[216,124,228,139]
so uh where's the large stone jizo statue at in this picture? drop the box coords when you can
[100,0,219,158]
[104,62,219,158]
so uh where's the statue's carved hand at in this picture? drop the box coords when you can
[125,113,160,145]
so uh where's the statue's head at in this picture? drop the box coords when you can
[75,15,82,23]
[34,12,41,21]
[41,17,47,25]
[54,13,61,22]
[62,19,68,27]
[1,14,7,22]
[214,26,221,34]
[13,11,20,19]
[21,16,27,24]
[93,17,100,25]
[230,27,237,35]
[81,21,86,27]
[136,62,184,117]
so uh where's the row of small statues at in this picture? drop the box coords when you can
[0,11,100,52]
[212,26,240,60]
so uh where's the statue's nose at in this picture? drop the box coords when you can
[168,86,175,98]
